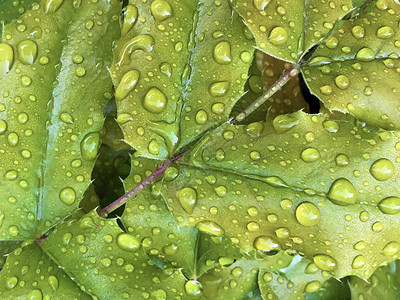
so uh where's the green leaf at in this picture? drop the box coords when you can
[349,261,400,299]
[233,0,353,63]
[161,111,400,278]
[303,0,400,130]
[0,0,37,25]
[0,0,120,239]
[110,0,254,159]
[0,243,91,299]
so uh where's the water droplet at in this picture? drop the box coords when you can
[21,75,32,87]
[378,197,400,214]
[45,0,64,13]
[253,0,270,10]
[60,112,74,124]
[59,187,76,206]
[163,243,178,255]
[268,27,288,45]
[0,120,7,135]
[300,148,320,162]
[17,113,28,124]
[4,170,17,181]
[148,139,160,155]
[196,221,224,236]
[8,132,19,146]
[325,37,338,49]
[327,178,357,206]
[335,154,349,167]
[213,41,232,64]
[185,280,202,296]
[351,255,366,269]
[48,275,59,291]
[117,233,140,251]
[231,266,243,277]
[370,158,394,181]
[351,25,365,39]
[356,48,375,61]
[313,254,337,271]
[320,85,332,95]
[209,81,230,97]
[75,66,86,77]
[215,186,227,197]
[116,34,155,65]
[211,102,225,115]
[295,202,320,226]
[275,227,289,239]
[272,115,299,133]
[195,110,208,125]
[376,26,394,39]
[323,120,339,133]
[115,70,140,101]
[382,242,400,256]
[8,225,19,237]
[17,40,37,65]
[101,258,111,267]
[245,122,264,137]
[178,187,197,214]
[160,62,172,77]
[0,43,13,77]
[6,276,18,289]
[151,0,173,22]
[122,5,138,36]
[80,132,100,160]
[143,87,167,113]
[247,221,260,231]
[164,167,179,181]
[240,51,252,63]
[372,221,384,232]
[305,281,321,293]
[335,75,349,89]
[253,236,280,251]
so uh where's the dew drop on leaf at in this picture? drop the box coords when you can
[351,255,366,269]
[268,27,288,45]
[17,40,37,65]
[121,5,138,36]
[355,47,376,61]
[59,187,76,206]
[327,178,357,205]
[0,43,13,77]
[209,81,230,97]
[253,235,280,251]
[150,0,173,22]
[115,70,140,101]
[116,233,141,252]
[300,148,320,162]
[80,132,100,161]
[295,202,320,226]
[196,220,224,236]
[382,242,400,256]
[369,158,394,181]
[177,187,197,214]
[143,87,167,113]
[213,41,232,64]
[378,197,400,215]
[313,254,337,271]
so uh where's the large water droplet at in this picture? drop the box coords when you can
[356,48,375,61]
[313,254,337,271]
[45,0,64,13]
[335,154,349,167]
[351,25,365,39]
[143,87,167,113]
[177,187,197,214]
[0,120,7,135]
[117,233,141,251]
[253,236,280,251]
[382,242,400,256]
[17,40,37,65]
[195,110,208,125]
[295,202,320,226]
[370,158,394,181]
[304,281,321,293]
[376,26,394,39]
[300,148,320,162]
[59,187,76,206]
[272,115,299,133]
[209,81,230,97]
[196,221,224,236]
[268,27,288,45]
[253,0,270,10]
[151,0,173,22]
[116,34,155,65]
[48,275,59,291]
[121,5,138,36]
[351,255,366,269]
[335,75,349,89]
[327,178,357,206]
[148,139,160,155]
[115,70,140,101]
[80,132,100,161]
[184,280,202,296]
[0,43,14,77]
[378,197,400,214]
[213,41,232,64]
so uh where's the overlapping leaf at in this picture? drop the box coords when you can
[303,0,400,130]
[0,0,120,239]
[110,0,254,159]
[161,112,400,278]
[233,0,353,62]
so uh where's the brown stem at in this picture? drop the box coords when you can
[99,159,171,216]
[234,65,300,123]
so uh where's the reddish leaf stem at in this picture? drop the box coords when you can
[99,151,188,216]
[234,65,300,123]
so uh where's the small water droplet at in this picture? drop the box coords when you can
[335,75,349,89]
[196,220,224,236]
[185,280,202,296]
[335,154,349,167]
[351,25,365,39]
[209,81,230,97]
[300,148,320,162]
[253,235,280,251]
[195,110,208,125]
[148,139,160,155]
[313,254,337,271]
[351,255,366,269]
[59,187,76,206]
